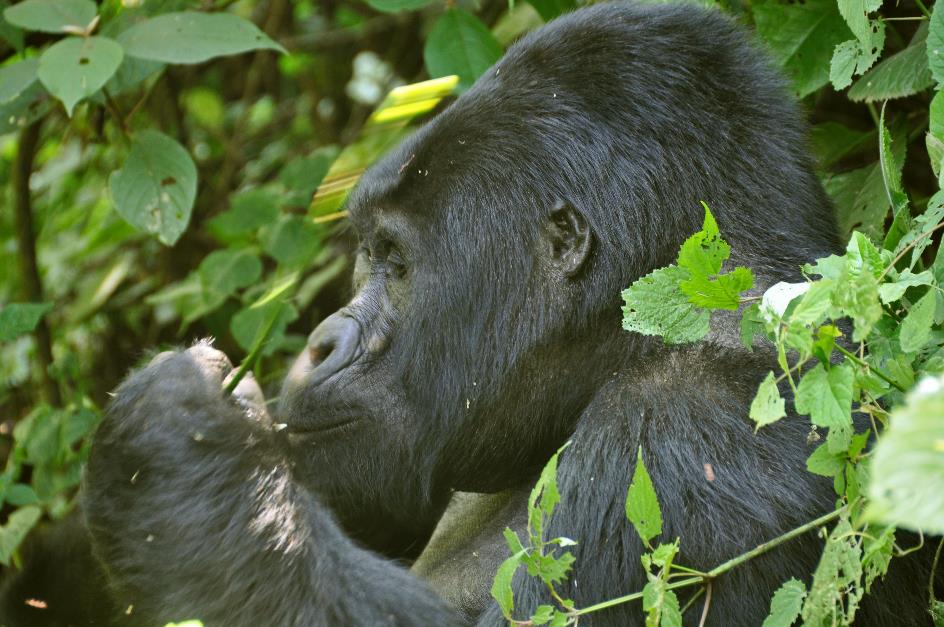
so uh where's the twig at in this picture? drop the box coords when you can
[878,218,944,281]
[12,121,60,406]
[834,344,907,393]
[930,536,943,604]
[697,581,712,627]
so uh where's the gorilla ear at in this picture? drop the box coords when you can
[543,201,592,277]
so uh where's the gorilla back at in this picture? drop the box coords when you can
[5,2,938,626]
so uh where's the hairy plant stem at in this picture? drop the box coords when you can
[834,344,906,393]
[571,507,846,617]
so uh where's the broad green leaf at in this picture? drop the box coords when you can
[530,605,555,625]
[801,518,863,625]
[878,269,933,305]
[522,551,575,585]
[491,552,523,619]
[38,36,123,116]
[230,301,297,354]
[626,447,662,546]
[836,0,882,45]
[830,39,860,90]
[848,22,933,102]
[365,0,434,12]
[739,303,765,350]
[861,526,894,591]
[0,302,52,342]
[0,57,37,103]
[0,79,50,134]
[5,484,38,506]
[806,442,845,477]
[423,9,502,91]
[752,0,852,98]
[0,0,24,49]
[622,266,709,344]
[928,0,944,86]
[899,290,935,353]
[197,249,262,298]
[761,578,807,627]
[0,506,41,566]
[3,0,95,33]
[528,0,576,21]
[824,162,890,241]
[109,130,197,246]
[795,363,854,433]
[261,215,321,267]
[750,371,786,430]
[810,122,874,168]
[117,12,285,64]
[208,188,280,240]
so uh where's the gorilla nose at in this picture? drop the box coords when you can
[307,313,360,386]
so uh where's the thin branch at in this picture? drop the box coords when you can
[878,218,944,281]
[12,121,61,406]
[834,344,907,393]
[697,581,712,627]
[929,536,943,604]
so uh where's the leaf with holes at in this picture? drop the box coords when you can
[38,36,122,116]
[424,9,502,90]
[3,0,95,33]
[117,11,285,64]
[849,22,933,102]
[109,130,197,246]
[761,578,807,627]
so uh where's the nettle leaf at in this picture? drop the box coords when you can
[38,36,123,116]
[761,578,807,627]
[523,551,575,586]
[825,162,892,242]
[117,12,285,64]
[861,525,894,591]
[750,371,786,430]
[423,9,502,91]
[894,190,944,267]
[795,363,854,436]
[109,130,197,246]
[197,249,262,298]
[928,0,944,86]
[811,121,874,169]
[848,22,933,102]
[0,302,52,342]
[878,269,933,305]
[929,92,944,184]
[3,0,95,33]
[752,0,852,98]
[527,442,568,540]
[530,605,555,625]
[836,0,882,44]
[0,57,37,103]
[626,447,662,546]
[364,0,434,12]
[642,581,682,627]
[900,291,936,354]
[677,205,753,308]
[622,266,709,344]
[0,505,41,566]
[806,442,845,477]
[830,26,885,91]
[740,303,765,350]
[491,552,523,619]
[879,106,911,250]
[801,518,863,625]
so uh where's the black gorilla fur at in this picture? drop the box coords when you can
[2,2,939,625]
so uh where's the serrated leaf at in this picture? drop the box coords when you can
[801,518,863,624]
[530,605,555,625]
[527,442,568,541]
[879,106,910,250]
[795,363,854,433]
[830,39,860,90]
[423,9,502,91]
[0,57,37,103]
[928,1,944,86]
[900,291,935,354]
[824,162,890,241]
[740,303,765,351]
[523,551,575,585]
[109,130,197,246]
[761,578,807,627]
[626,447,662,546]
[0,506,41,566]
[750,371,787,430]
[0,302,52,342]
[806,442,845,477]
[117,11,285,64]
[622,266,709,344]
[38,36,123,116]
[848,22,933,102]
[878,269,933,305]
[752,0,852,98]
[3,0,95,33]
[491,552,522,619]
[861,526,894,591]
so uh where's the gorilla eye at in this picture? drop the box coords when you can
[386,246,408,279]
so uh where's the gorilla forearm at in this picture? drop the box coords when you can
[84,350,456,626]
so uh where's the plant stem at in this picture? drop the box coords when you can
[223,304,282,396]
[834,344,906,393]
[914,0,932,18]
[878,218,944,281]
[573,577,704,616]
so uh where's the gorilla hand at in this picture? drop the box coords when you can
[84,342,457,627]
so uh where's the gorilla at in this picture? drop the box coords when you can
[2,2,938,626]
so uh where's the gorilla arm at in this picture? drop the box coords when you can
[84,345,458,626]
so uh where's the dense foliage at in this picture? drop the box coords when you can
[1,0,943,624]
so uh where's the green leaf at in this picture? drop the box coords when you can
[830,39,862,90]
[622,266,709,344]
[806,442,845,477]
[837,0,882,45]
[0,506,41,566]
[878,269,933,305]
[197,249,262,298]
[491,552,522,619]
[750,371,787,430]
[861,525,894,591]
[928,0,944,86]
[848,22,933,102]
[0,0,24,49]
[208,188,280,240]
[364,0,434,12]
[867,374,944,535]
[795,363,854,433]
[626,447,662,546]
[879,106,910,250]
[801,518,863,625]
[528,0,576,21]
[3,0,95,33]
[900,291,936,354]
[230,301,297,354]
[109,130,197,246]
[824,162,891,242]
[523,551,575,585]
[423,9,502,91]
[37,36,123,116]
[117,11,286,64]
[0,302,52,342]
[810,122,874,168]
[530,605,555,625]
[527,442,568,541]
[0,57,37,103]
[261,215,321,268]
[761,578,806,627]
[4,484,38,506]
[752,0,852,98]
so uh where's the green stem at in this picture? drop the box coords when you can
[705,507,843,578]
[573,577,704,616]
[834,344,906,393]
[914,0,932,18]
[223,305,282,396]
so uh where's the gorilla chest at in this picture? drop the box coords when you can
[412,488,530,621]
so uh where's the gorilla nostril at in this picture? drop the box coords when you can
[306,314,361,383]
[308,340,333,366]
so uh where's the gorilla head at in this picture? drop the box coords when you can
[278,0,838,552]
